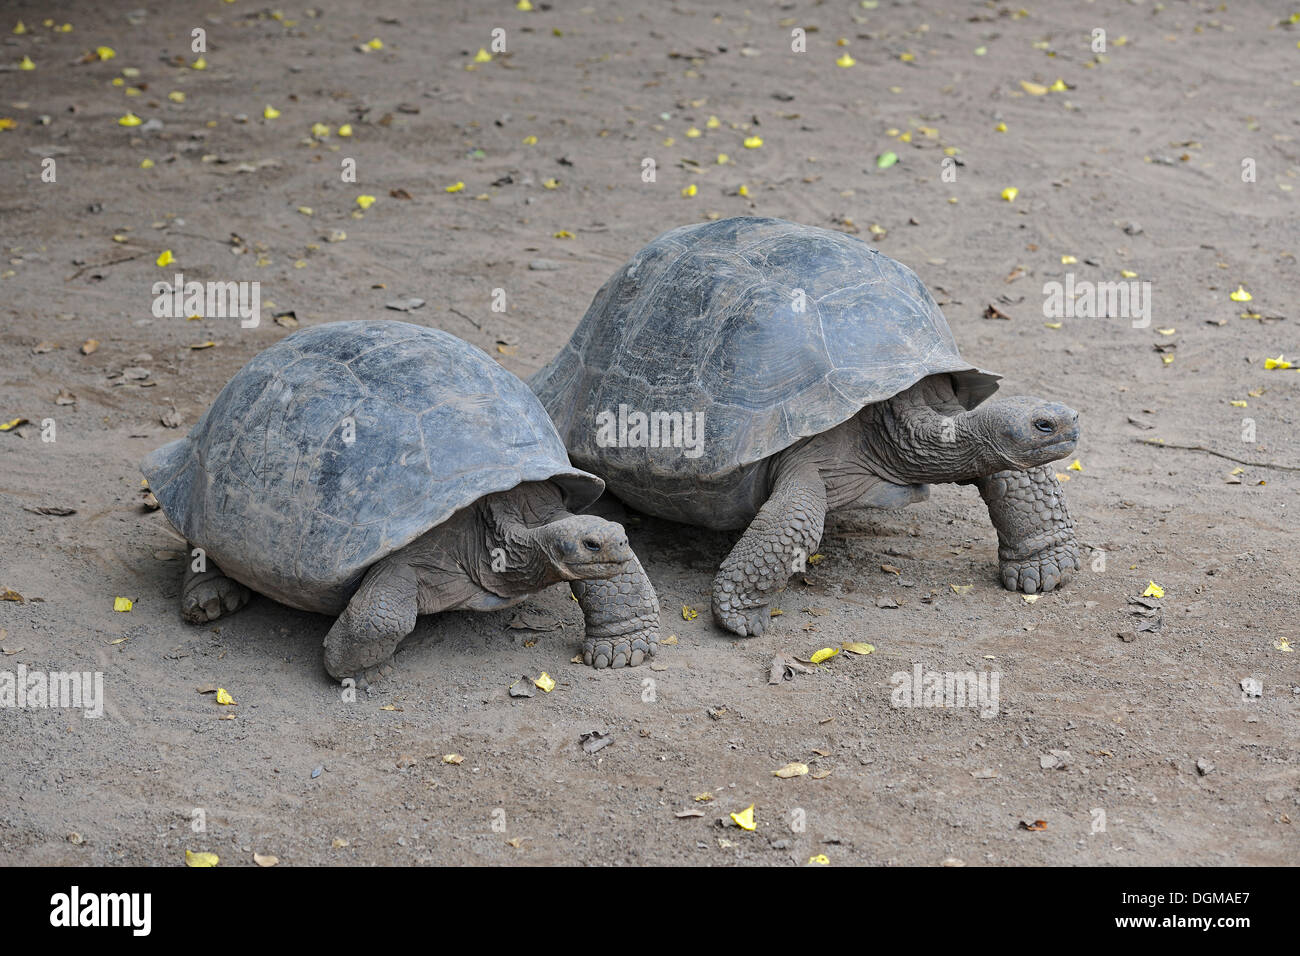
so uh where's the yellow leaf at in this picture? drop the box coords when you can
[522,134,537,145]
[694,792,713,802]
[1229,400,1248,408]
[474,48,493,63]
[716,153,729,164]
[310,122,330,138]
[685,126,701,138]
[809,647,838,664]
[737,184,749,197]
[185,850,219,867]
[661,634,678,645]
[0,118,16,131]
[773,762,809,778]
[681,183,697,197]
[809,854,830,865]
[730,805,756,830]
[534,672,555,693]
[366,37,383,50]
[444,182,464,193]
[994,121,1007,132]
[706,115,721,129]
[807,552,825,565]
[1044,321,1062,329]
[743,136,763,148]
[1121,269,1138,278]
[356,194,376,208]
[553,230,574,239]
[297,205,313,216]
[337,124,353,138]
[951,584,974,594]
[1274,637,1293,653]
[1061,255,1077,264]
[1068,459,1082,471]
[517,0,534,9]
[1001,186,1019,201]
[19,55,35,71]
[1022,594,1039,604]
[443,753,463,764]
[113,597,133,612]
[841,642,875,655]
[96,46,116,61]
[542,177,559,189]
[1020,80,1048,95]
[13,20,26,34]
[1264,355,1292,370]
[1142,581,1165,599]
[118,111,142,127]
[156,249,174,267]
[682,605,698,621]
[1155,327,1175,335]
[1049,78,1068,92]
[263,104,281,119]
[190,341,217,350]
[836,53,856,67]
[191,56,207,70]
[1229,285,1252,302]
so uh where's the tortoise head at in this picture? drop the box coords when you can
[971,396,1079,471]
[533,514,633,582]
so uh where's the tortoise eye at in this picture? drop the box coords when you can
[1034,419,1054,433]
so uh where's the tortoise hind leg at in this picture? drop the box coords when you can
[711,461,826,638]
[323,558,419,685]
[182,546,252,623]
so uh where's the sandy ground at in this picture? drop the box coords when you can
[0,0,1297,867]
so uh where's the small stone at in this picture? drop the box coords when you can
[1118,630,1137,643]
[528,259,564,271]
[1196,759,1214,776]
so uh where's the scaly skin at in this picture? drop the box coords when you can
[572,551,660,667]
[711,462,826,637]
[974,465,1079,593]
[322,559,418,679]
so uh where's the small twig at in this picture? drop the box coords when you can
[1134,438,1300,472]
[447,307,481,330]
[65,252,143,281]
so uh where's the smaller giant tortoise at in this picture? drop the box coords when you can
[142,320,660,682]
[531,217,1081,638]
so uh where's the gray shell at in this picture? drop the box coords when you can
[143,320,603,614]
[531,217,999,527]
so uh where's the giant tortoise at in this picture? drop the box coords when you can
[142,320,660,681]
[531,217,1080,637]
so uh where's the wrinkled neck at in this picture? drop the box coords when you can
[480,504,564,594]
[862,390,1001,484]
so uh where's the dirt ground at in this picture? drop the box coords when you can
[0,0,1296,867]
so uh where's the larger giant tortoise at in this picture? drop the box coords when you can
[142,320,660,681]
[531,217,1080,637]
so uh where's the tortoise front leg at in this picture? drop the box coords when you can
[572,551,660,668]
[323,557,418,685]
[711,461,826,638]
[974,465,1079,594]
